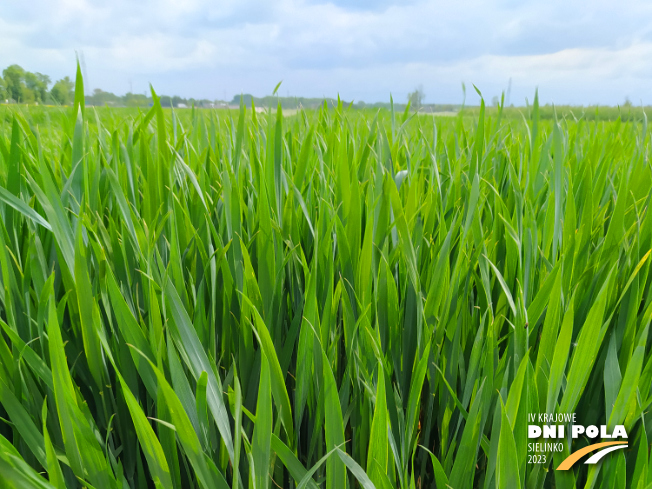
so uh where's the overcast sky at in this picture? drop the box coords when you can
[2,0,652,105]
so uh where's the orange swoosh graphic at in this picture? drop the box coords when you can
[556,442,628,470]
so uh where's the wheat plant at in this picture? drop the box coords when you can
[0,67,651,488]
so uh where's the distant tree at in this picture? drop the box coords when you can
[123,92,150,107]
[408,85,425,110]
[21,87,36,104]
[0,66,52,103]
[232,94,254,106]
[24,72,50,103]
[0,76,6,101]
[172,95,188,108]
[51,76,74,105]
[491,95,500,107]
[87,88,121,106]
[3,65,25,102]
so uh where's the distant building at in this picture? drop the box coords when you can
[177,103,188,108]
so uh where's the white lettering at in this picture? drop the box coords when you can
[529,425,542,438]
[612,425,627,438]
[543,425,557,438]
[572,425,584,438]
[600,426,612,438]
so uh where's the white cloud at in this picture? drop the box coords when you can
[2,0,652,104]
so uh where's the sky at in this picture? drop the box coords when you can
[2,0,652,105]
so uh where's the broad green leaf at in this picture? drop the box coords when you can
[496,398,520,489]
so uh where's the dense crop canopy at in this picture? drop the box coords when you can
[0,72,652,488]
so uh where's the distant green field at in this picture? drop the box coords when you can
[461,103,649,122]
[1,71,652,489]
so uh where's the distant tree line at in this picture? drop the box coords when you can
[87,89,216,108]
[0,65,217,108]
[0,65,74,105]
[0,65,462,111]
[231,93,345,109]
[231,93,460,112]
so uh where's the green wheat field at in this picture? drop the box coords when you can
[1,68,652,489]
